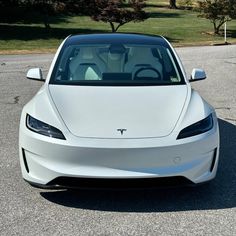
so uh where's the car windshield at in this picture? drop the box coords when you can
[50,43,185,86]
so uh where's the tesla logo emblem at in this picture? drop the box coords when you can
[117,129,127,135]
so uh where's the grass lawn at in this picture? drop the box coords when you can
[0,0,236,53]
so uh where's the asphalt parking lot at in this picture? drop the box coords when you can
[0,45,235,235]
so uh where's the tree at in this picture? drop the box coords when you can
[169,0,177,9]
[198,0,236,35]
[0,0,66,28]
[24,0,67,29]
[0,0,26,23]
[89,0,148,32]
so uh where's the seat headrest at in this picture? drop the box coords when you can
[80,47,94,60]
[109,44,126,54]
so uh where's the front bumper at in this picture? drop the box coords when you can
[19,121,219,188]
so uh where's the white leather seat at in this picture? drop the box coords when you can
[125,47,163,79]
[69,47,106,80]
[98,44,127,73]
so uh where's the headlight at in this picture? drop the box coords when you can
[26,114,66,140]
[177,114,213,139]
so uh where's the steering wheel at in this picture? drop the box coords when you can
[133,67,161,80]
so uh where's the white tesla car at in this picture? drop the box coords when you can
[19,34,219,188]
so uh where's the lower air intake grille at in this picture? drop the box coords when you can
[47,176,194,189]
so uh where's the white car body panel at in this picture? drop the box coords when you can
[49,85,188,138]
[19,34,220,188]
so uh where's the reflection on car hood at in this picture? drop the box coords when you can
[49,85,188,138]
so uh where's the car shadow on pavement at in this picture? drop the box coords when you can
[40,119,236,212]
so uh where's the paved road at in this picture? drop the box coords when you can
[0,46,235,235]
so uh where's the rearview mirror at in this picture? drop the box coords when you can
[189,68,206,82]
[26,68,45,81]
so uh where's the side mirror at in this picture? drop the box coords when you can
[26,68,45,81]
[189,68,206,82]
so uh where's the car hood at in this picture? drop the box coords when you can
[49,85,188,138]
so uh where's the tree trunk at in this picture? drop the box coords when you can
[109,22,116,32]
[43,13,51,29]
[169,0,177,9]
[44,22,51,29]
[214,22,220,35]
[213,20,226,35]
[115,23,124,32]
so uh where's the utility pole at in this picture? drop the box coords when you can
[224,22,227,44]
